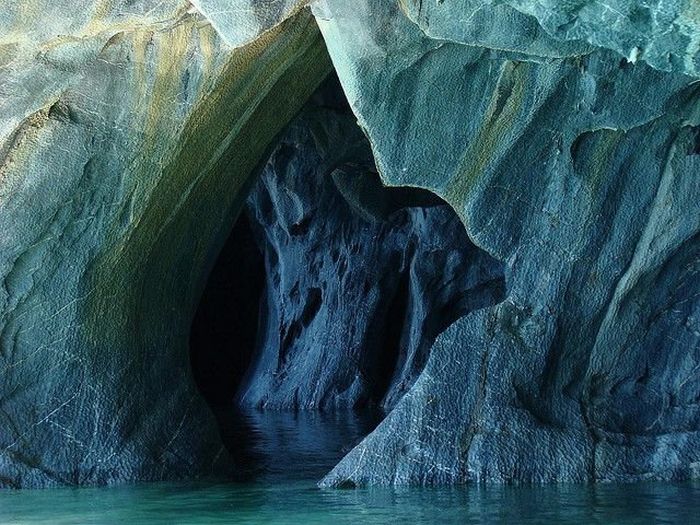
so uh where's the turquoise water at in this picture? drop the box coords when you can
[1,411,699,524]
[2,479,699,524]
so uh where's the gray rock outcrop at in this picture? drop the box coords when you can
[1,0,699,489]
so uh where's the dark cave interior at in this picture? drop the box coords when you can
[187,76,506,480]
[188,191,505,480]
[189,212,265,409]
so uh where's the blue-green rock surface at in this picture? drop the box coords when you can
[313,0,700,485]
[237,78,505,411]
[0,1,330,487]
[1,0,699,488]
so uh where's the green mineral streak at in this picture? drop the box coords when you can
[85,11,331,379]
[447,60,528,222]
[570,128,627,191]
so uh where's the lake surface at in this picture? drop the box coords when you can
[3,478,699,524]
[1,410,699,524]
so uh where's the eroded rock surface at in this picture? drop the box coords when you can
[192,0,308,46]
[314,0,700,485]
[0,1,330,488]
[400,0,700,77]
[236,78,505,411]
[2,0,699,490]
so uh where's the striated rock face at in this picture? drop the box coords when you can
[400,0,700,77]
[191,0,308,46]
[234,78,505,411]
[313,1,700,485]
[2,0,699,490]
[0,1,330,488]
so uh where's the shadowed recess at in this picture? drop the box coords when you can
[187,76,506,481]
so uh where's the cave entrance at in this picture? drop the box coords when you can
[188,204,385,482]
[188,75,506,482]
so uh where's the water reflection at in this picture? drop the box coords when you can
[214,408,383,483]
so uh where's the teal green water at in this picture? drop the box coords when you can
[1,411,698,524]
[2,479,699,524]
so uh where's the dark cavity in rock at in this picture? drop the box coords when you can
[189,76,505,478]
